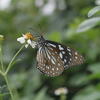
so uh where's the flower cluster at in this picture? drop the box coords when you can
[17,32,37,48]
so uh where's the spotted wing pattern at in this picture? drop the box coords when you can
[36,40,84,77]
[37,46,64,77]
[46,40,84,68]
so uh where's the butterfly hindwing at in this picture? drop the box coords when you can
[36,46,64,77]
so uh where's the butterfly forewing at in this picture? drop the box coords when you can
[66,47,84,67]
[45,40,84,68]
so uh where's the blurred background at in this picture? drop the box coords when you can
[0,0,100,100]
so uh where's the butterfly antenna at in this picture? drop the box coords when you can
[28,27,40,37]
[38,24,46,36]
[28,25,46,38]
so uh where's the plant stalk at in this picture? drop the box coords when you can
[4,75,15,100]
[5,45,25,75]
[0,44,25,100]
[60,94,66,100]
[0,45,4,72]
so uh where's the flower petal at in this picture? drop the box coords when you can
[30,41,37,48]
[25,44,29,48]
[17,37,25,44]
[27,39,32,44]
[23,34,27,39]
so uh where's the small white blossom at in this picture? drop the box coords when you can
[27,39,32,44]
[0,34,4,40]
[17,33,37,48]
[17,37,25,44]
[54,87,68,96]
[25,44,29,48]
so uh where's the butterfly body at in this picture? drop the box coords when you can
[36,36,84,77]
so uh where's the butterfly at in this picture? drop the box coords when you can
[35,35,84,77]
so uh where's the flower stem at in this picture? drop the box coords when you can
[0,45,4,72]
[0,43,25,100]
[0,45,4,76]
[5,45,25,75]
[3,45,25,100]
[60,94,66,100]
[4,75,15,100]
[0,44,14,100]
[0,70,4,76]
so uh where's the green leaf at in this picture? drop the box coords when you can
[88,6,100,17]
[34,88,54,100]
[73,85,100,100]
[77,17,100,32]
[9,72,27,89]
[88,73,100,79]
[88,63,100,74]
[34,88,47,100]
[23,69,41,94]
[87,63,100,79]
[68,74,89,86]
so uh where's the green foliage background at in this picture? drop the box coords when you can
[0,0,100,100]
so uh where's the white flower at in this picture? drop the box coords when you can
[54,87,68,96]
[17,37,25,44]
[41,0,56,15]
[17,33,37,48]
[0,34,4,40]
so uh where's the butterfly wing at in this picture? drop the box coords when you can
[36,40,84,76]
[65,47,84,68]
[45,40,84,69]
[36,46,64,77]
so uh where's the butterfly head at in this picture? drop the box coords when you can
[24,32,46,48]
[37,35,46,45]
